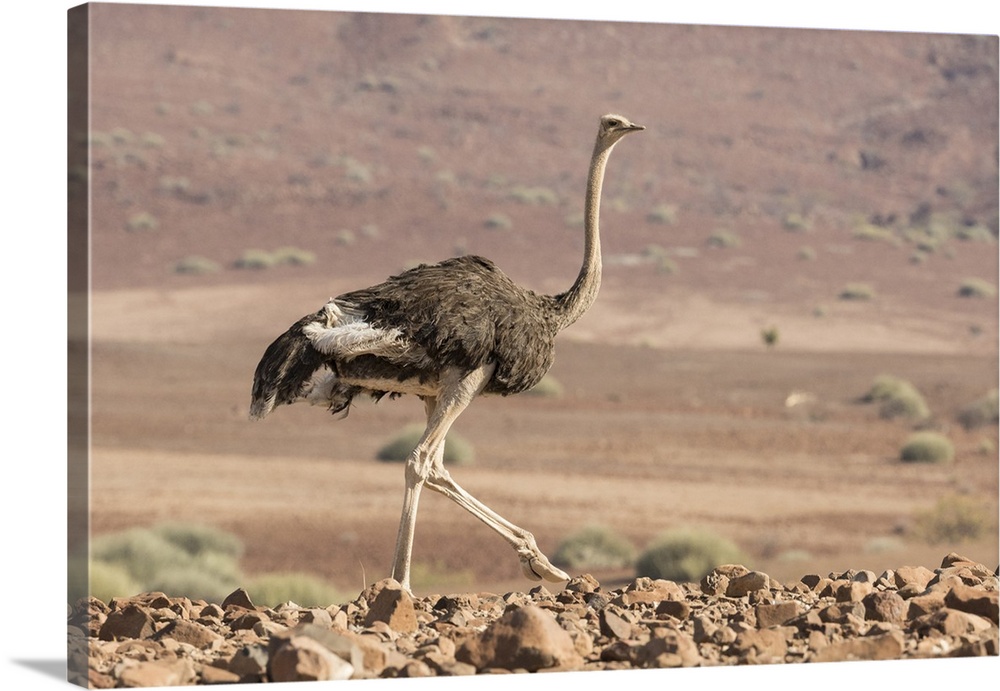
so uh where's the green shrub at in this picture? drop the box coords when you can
[706,230,741,248]
[957,278,996,298]
[509,185,558,205]
[954,224,995,242]
[913,494,995,544]
[126,211,159,232]
[900,431,954,463]
[957,389,999,430]
[852,223,896,243]
[272,246,317,266]
[797,246,816,261]
[89,560,142,603]
[376,424,474,465]
[760,327,779,348]
[553,525,635,569]
[150,522,244,559]
[646,204,678,225]
[782,213,811,232]
[839,283,875,301]
[863,375,929,421]
[146,565,239,603]
[484,213,513,230]
[635,529,747,583]
[525,374,563,398]
[233,249,276,270]
[175,256,220,275]
[247,572,346,608]
[91,528,193,584]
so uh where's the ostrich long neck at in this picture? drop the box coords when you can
[554,138,614,330]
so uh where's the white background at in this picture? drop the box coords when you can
[1,1,997,689]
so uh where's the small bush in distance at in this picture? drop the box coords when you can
[839,283,875,301]
[376,424,474,465]
[957,389,999,430]
[553,525,635,569]
[706,230,741,248]
[126,211,159,232]
[957,278,996,298]
[233,249,276,270]
[89,560,142,604]
[863,375,930,421]
[150,522,244,559]
[272,246,317,266]
[175,256,220,275]
[635,529,747,583]
[900,431,954,464]
[247,572,346,608]
[912,494,996,544]
[646,204,678,225]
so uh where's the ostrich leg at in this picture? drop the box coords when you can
[389,365,493,591]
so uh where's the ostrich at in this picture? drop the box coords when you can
[250,113,644,591]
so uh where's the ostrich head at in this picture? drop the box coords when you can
[596,113,645,151]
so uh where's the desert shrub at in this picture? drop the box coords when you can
[92,528,194,584]
[797,246,816,261]
[954,224,995,242]
[336,229,357,246]
[553,525,635,569]
[89,560,142,603]
[146,565,239,603]
[706,230,740,248]
[760,327,779,348]
[839,283,875,301]
[635,529,747,583]
[957,278,996,298]
[126,211,158,232]
[484,213,513,230]
[782,212,811,232]
[913,494,996,544]
[509,185,558,205]
[272,246,317,266]
[863,375,929,421]
[646,204,678,225]
[150,522,244,559]
[247,572,346,608]
[376,424,474,465]
[526,374,563,398]
[233,249,276,269]
[175,256,220,275]
[957,389,999,430]
[852,222,896,243]
[900,431,954,464]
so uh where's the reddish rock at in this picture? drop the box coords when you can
[862,591,906,623]
[152,618,223,649]
[893,565,935,591]
[755,601,802,628]
[118,659,195,687]
[456,605,582,671]
[811,631,904,662]
[655,599,692,620]
[221,588,255,611]
[635,627,701,668]
[726,571,770,597]
[906,591,947,619]
[364,582,418,634]
[269,635,355,682]
[732,627,791,663]
[99,605,155,641]
[598,608,633,639]
[944,583,999,624]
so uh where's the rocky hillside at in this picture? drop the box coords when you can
[70,552,997,685]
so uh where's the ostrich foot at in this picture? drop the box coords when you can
[520,553,570,583]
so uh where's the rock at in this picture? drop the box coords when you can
[862,591,906,623]
[118,659,195,687]
[598,608,633,639]
[819,602,865,624]
[152,618,223,649]
[731,627,791,663]
[564,573,600,593]
[913,608,995,636]
[799,574,822,589]
[635,627,701,668]
[655,599,692,620]
[200,665,241,684]
[99,605,155,641]
[299,608,333,627]
[755,601,802,628]
[221,588,255,610]
[456,605,583,671]
[835,581,872,602]
[893,565,935,591]
[811,631,904,662]
[227,644,268,679]
[614,579,685,606]
[269,635,355,682]
[944,583,999,624]
[726,571,770,597]
[700,572,729,597]
[364,582,418,633]
[906,591,947,619]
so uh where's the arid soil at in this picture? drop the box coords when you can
[71,4,998,680]
[70,553,997,686]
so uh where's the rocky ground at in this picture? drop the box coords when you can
[69,552,997,686]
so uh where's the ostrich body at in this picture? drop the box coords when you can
[250,114,644,591]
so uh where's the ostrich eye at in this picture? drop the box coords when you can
[606,119,620,128]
